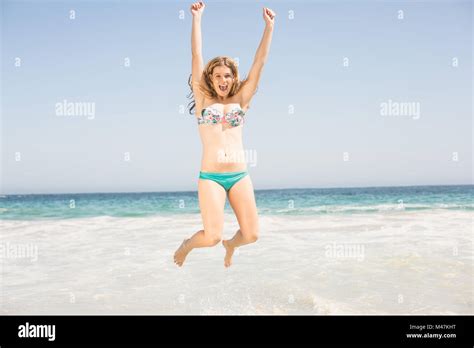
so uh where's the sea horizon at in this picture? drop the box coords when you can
[1,182,472,197]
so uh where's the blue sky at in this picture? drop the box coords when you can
[1,0,472,194]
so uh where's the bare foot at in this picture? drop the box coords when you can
[222,240,235,268]
[174,238,191,267]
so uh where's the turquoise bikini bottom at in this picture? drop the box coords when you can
[199,171,249,192]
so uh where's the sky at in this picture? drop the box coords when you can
[0,0,472,194]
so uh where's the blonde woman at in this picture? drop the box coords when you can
[174,1,275,267]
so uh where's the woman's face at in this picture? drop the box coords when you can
[211,66,234,97]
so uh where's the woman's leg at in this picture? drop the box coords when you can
[222,175,259,267]
[174,177,227,266]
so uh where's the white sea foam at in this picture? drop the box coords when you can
[0,209,472,314]
[272,203,473,214]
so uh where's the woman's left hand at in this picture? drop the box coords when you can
[263,7,276,27]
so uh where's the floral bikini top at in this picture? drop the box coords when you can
[197,105,246,127]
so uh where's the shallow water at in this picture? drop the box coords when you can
[1,209,472,314]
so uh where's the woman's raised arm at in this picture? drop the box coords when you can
[190,1,205,93]
[240,7,276,109]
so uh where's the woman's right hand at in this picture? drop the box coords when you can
[190,1,205,17]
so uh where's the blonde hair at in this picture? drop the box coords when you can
[187,56,254,115]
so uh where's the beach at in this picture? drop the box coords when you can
[0,186,472,314]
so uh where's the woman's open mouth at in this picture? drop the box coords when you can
[219,85,228,92]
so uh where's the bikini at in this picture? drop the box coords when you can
[197,105,249,192]
[197,105,245,127]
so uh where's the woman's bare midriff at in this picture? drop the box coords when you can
[196,95,248,173]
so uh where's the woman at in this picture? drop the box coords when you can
[174,1,275,268]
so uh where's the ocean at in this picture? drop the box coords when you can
[0,185,472,314]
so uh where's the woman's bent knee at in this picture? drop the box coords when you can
[244,228,258,243]
[209,236,221,246]
[204,230,222,246]
[248,234,258,243]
